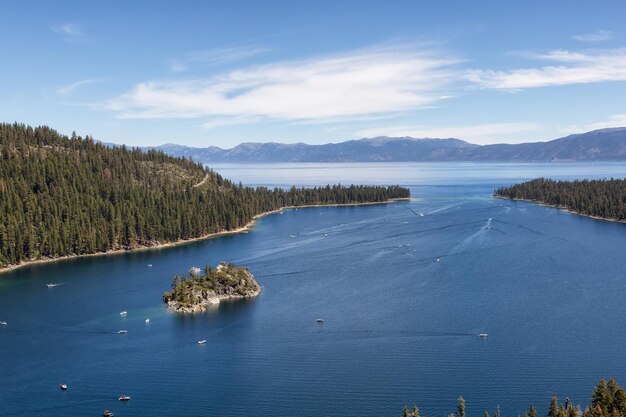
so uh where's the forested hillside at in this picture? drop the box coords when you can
[0,123,409,268]
[495,178,626,221]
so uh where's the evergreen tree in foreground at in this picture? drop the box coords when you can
[402,379,626,417]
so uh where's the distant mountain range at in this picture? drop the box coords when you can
[109,127,626,163]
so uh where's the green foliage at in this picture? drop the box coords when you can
[0,123,410,268]
[402,379,626,417]
[495,178,626,221]
[458,397,466,417]
[163,262,259,306]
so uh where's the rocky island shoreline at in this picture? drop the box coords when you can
[163,262,261,313]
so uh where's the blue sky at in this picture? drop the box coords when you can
[2,0,626,147]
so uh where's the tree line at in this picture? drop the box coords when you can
[494,178,626,221]
[0,123,410,268]
[404,378,626,417]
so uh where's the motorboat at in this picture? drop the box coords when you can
[479,333,488,338]
[145,318,150,324]
[197,339,207,344]
[0,321,6,326]
[147,264,152,267]
[103,410,114,417]
[46,283,59,288]
[117,330,128,334]
[60,384,68,390]
[118,395,131,401]
[120,311,127,317]
[316,318,324,324]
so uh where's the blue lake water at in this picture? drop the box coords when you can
[1,162,626,417]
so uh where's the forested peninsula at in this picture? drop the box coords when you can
[0,123,410,270]
[495,178,626,222]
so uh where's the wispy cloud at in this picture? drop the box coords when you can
[201,115,263,129]
[467,48,626,89]
[57,78,104,94]
[560,114,626,133]
[51,23,87,42]
[169,45,269,72]
[572,30,613,42]
[108,44,461,124]
[355,122,541,144]
[52,23,82,36]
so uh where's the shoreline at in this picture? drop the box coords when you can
[492,195,626,225]
[0,198,410,274]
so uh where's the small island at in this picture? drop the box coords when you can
[163,262,261,313]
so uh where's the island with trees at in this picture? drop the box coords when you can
[403,378,626,417]
[494,178,626,222]
[163,262,261,313]
[0,123,410,271]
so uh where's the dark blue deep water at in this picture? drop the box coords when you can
[2,163,626,417]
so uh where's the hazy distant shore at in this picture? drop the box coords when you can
[0,198,410,274]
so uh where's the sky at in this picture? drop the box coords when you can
[2,0,626,148]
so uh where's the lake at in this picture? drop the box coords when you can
[1,162,626,417]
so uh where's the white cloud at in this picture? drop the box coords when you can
[572,30,613,42]
[51,23,83,37]
[560,114,626,133]
[108,44,461,123]
[57,78,103,94]
[467,48,626,89]
[355,122,541,144]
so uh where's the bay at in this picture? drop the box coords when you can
[1,162,626,417]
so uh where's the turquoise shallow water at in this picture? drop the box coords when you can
[1,162,626,417]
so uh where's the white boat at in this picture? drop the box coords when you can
[118,395,131,401]
[289,234,296,238]
[436,258,440,262]
[316,318,324,323]
[147,264,152,267]
[0,321,6,326]
[145,318,150,324]
[103,410,114,417]
[117,330,128,334]
[119,311,127,317]
[479,333,488,338]
[197,339,207,344]
[419,212,425,217]
[46,283,59,288]
[60,383,68,390]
